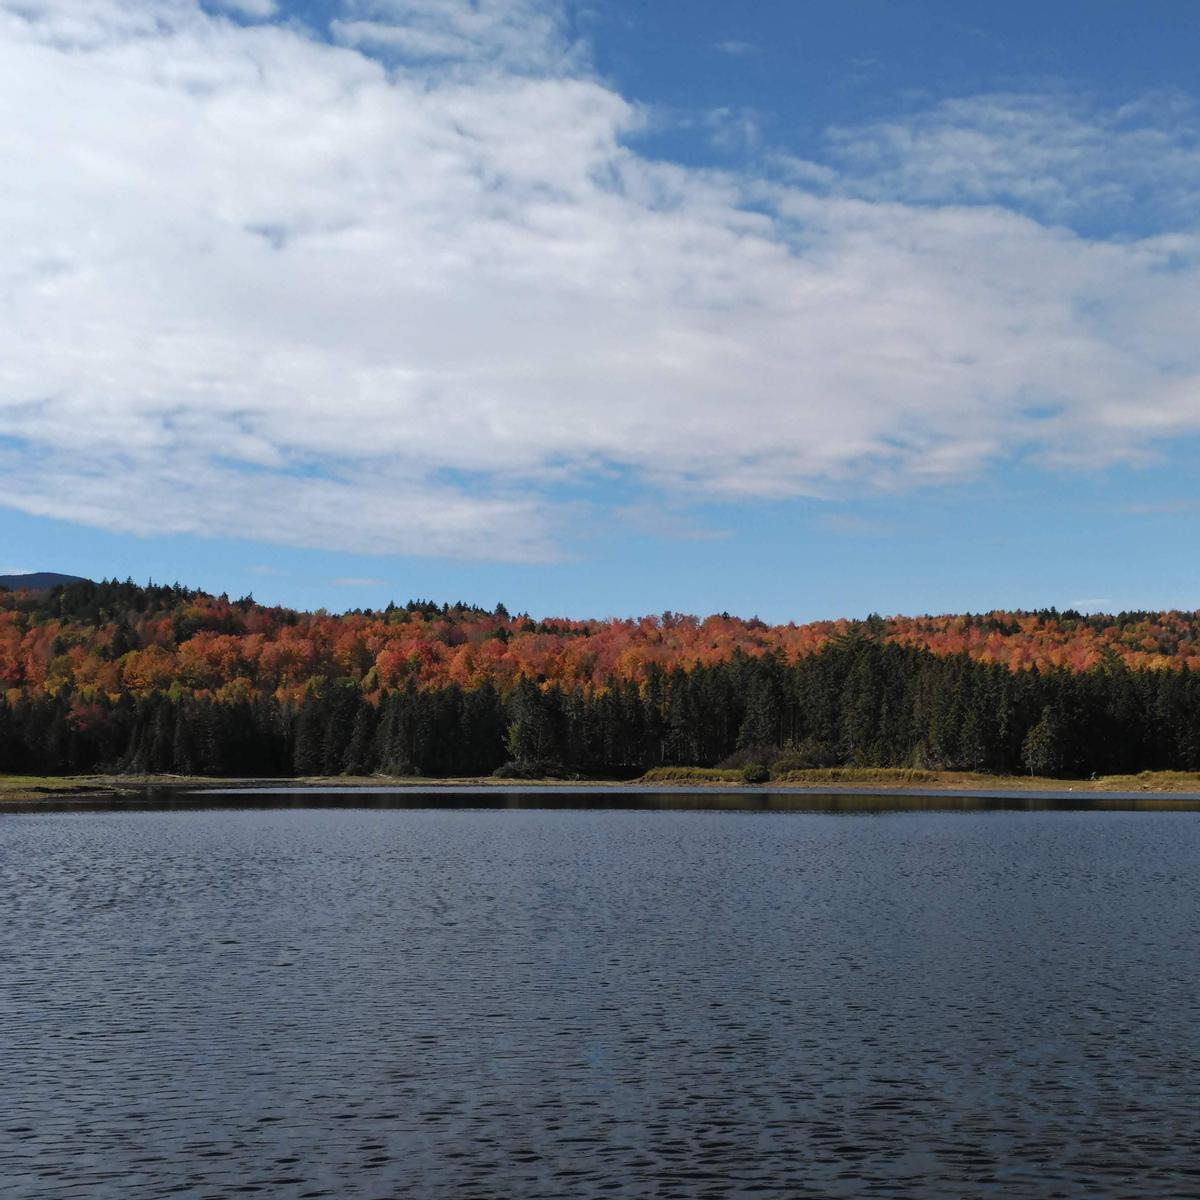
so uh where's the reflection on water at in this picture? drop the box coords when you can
[3,800,1200,1197]
[10,784,1200,813]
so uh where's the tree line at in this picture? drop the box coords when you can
[7,578,1200,709]
[4,633,1200,779]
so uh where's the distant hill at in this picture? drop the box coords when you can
[0,571,87,592]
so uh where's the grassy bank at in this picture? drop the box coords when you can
[0,771,571,802]
[0,774,125,803]
[639,765,1200,792]
[0,773,224,803]
[7,768,1200,805]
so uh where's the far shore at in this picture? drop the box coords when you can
[7,767,1200,806]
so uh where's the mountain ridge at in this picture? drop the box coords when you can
[0,572,87,592]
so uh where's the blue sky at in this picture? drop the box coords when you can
[2,0,1200,621]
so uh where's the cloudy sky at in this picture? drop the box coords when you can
[3,0,1200,619]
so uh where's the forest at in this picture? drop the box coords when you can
[3,577,1200,779]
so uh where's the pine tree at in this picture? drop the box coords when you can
[1021,706,1063,777]
[343,699,378,776]
[292,694,325,776]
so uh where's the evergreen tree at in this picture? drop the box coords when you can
[292,694,326,776]
[343,699,378,776]
[1022,706,1064,776]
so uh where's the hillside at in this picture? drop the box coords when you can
[0,572,87,592]
[2,577,1200,779]
[1,577,1198,698]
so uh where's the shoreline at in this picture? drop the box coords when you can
[7,769,1200,806]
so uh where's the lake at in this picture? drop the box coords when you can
[3,792,1200,1198]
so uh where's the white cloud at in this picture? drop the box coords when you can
[1,1,1200,562]
[0,441,554,561]
[212,0,277,19]
[827,92,1200,231]
[331,0,571,73]
[706,105,761,154]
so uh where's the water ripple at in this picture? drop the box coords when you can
[2,804,1200,1198]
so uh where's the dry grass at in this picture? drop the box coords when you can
[1081,770,1200,793]
[641,765,1200,793]
[772,767,943,785]
[0,773,223,803]
[7,767,1200,804]
[0,774,122,802]
[639,766,745,784]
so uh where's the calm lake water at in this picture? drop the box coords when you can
[3,793,1200,1198]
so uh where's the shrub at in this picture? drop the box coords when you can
[492,759,574,780]
[717,745,778,770]
[772,739,840,771]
